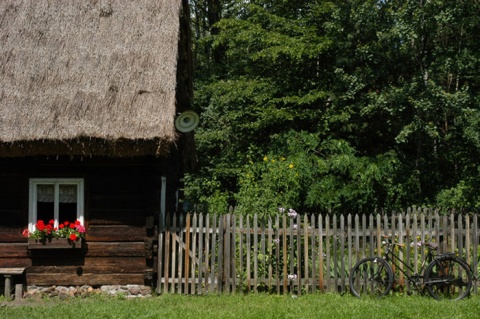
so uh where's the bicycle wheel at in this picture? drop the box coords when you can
[424,257,472,300]
[349,257,394,298]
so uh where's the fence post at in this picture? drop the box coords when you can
[268,216,273,292]
[217,215,225,293]
[325,214,331,292]
[203,214,210,294]
[332,214,338,292]
[296,214,301,294]
[184,213,191,294]
[318,214,324,293]
[246,215,251,294]
[466,214,470,266]
[232,213,237,293]
[339,214,346,293]
[303,215,309,293]
[261,217,267,291]
[197,213,204,295]
[210,214,217,292]
[275,215,280,294]
[224,214,231,294]
[282,214,288,294]
[347,214,352,277]
[190,213,198,294]
[239,214,244,293]
[473,214,478,294]
[253,214,258,293]
[310,214,316,293]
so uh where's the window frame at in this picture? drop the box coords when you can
[28,178,84,232]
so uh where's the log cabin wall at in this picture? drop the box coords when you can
[0,155,179,287]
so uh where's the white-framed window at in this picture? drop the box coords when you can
[28,178,84,232]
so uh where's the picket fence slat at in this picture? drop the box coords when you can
[157,210,480,296]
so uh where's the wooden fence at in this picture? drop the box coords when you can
[156,208,480,295]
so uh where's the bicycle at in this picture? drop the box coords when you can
[349,235,473,300]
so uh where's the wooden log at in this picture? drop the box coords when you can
[0,243,29,258]
[0,258,31,268]
[86,225,146,241]
[88,209,146,226]
[0,227,26,243]
[26,273,145,286]
[27,257,146,273]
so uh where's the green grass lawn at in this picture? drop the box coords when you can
[1,293,480,319]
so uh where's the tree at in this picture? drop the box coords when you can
[186,0,480,214]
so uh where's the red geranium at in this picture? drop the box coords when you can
[36,220,45,231]
[26,219,86,244]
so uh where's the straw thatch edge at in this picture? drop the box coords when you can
[0,137,175,158]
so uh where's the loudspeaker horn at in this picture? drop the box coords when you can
[175,110,200,133]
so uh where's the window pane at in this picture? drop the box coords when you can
[59,203,77,223]
[59,184,77,223]
[37,184,54,203]
[37,202,54,223]
[59,184,77,203]
[37,185,54,222]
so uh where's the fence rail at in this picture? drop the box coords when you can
[157,208,480,295]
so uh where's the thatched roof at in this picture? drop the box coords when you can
[0,0,185,157]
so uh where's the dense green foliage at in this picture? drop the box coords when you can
[2,294,480,319]
[185,0,480,215]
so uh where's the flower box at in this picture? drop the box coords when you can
[24,219,86,249]
[28,238,83,249]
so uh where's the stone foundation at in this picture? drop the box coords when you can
[24,285,153,299]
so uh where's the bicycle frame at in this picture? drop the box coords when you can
[381,239,436,290]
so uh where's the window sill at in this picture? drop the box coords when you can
[28,238,83,249]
